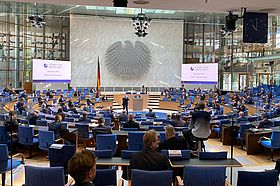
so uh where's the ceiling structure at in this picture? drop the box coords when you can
[8,0,280,15]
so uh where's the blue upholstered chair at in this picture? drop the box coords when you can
[24,166,65,186]
[199,151,227,160]
[121,132,144,158]
[181,166,226,186]
[90,149,113,158]
[18,126,39,158]
[141,121,153,125]
[36,120,48,126]
[96,134,117,156]
[93,168,117,186]
[48,144,76,169]
[161,150,190,160]
[20,119,29,125]
[121,128,138,131]
[213,119,231,136]
[0,144,24,186]
[260,131,280,160]
[75,123,93,148]
[236,124,253,150]
[149,125,164,131]
[273,120,280,127]
[38,130,55,151]
[0,126,8,144]
[104,117,112,127]
[64,117,75,122]
[237,170,278,186]
[131,169,173,186]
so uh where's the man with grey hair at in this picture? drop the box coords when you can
[158,125,188,151]
[123,114,140,130]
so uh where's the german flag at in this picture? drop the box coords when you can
[97,57,101,93]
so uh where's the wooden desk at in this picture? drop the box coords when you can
[246,130,272,155]
[169,158,242,168]
[96,157,130,166]
[159,100,180,111]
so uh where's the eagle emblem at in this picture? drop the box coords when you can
[105,41,151,77]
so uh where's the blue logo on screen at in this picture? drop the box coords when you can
[190,67,194,71]
[44,64,48,68]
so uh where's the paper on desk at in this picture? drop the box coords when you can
[168,150,182,157]
[50,144,64,149]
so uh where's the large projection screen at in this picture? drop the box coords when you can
[181,63,218,84]
[32,59,71,83]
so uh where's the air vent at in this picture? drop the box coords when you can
[133,0,150,5]
[259,8,277,12]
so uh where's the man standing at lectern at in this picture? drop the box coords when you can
[122,95,129,114]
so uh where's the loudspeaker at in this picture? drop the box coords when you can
[113,0,128,7]
[225,13,238,32]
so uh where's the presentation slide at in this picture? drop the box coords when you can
[32,59,71,83]
[181,63,218,84]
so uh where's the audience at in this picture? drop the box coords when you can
[16,98,26,115]
[27,110,40,125]
[170,114,186,127]
[119,110,128,122]
[48,114,70,143]
[146,108,156,118]
[237,111,248,123]
[123,114,140,130]
[57,108,66,121]
[92,118,112,139]
[158,125,188,151]
[68,150,96,186]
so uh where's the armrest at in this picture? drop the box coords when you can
[11,153,25,164]
[175,176,184,186]
[258,136,270,143]
[212,124,219,129]
[55,138,64,144]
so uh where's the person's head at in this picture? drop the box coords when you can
[106,107,110,112]
[164,125,176,140]
[239,111,245,118]
[198,102,205,110]
[60,95,63,98]
[9,111,17,120]
[55,114,62,122]
[97,118,104,125]
[34,110,39,116]
[57,108,63,113]
[149,108,153,112]
[128,114,134,121]
[82,112,88,118]
[122,110,127,115]
[143,130,159,150]
[68,150,96,184]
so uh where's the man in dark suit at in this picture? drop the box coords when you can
[122,95,129,114]
[123,114,140,130]
[68,150,96,186]
[119,110,128,122]
[170,114,186,127]
[130,130,169,171]
[145,108,156,118]
[92,118,112,139]
[79,112,91,123]
[158,125,188,151]
[257,114,273,129]
[27,110,40,125]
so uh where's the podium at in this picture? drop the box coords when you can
[133,98,143,111]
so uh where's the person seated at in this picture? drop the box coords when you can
[181,93,187,99]
[200,93,206,101]
[86,98,93,106]
[92,118,112,139]
[58,95,65,105]
[158,125,188,151]
[183,102,211,150]
[69,105,78,114]
[104,107,114,120]
[68,98,74,108]
[214,103,221,115]
[257,88,265,97]
[238,104,247,113]
[27,110,40,125]
[170,114,186,127]
[273,104,280,117]
[57,108,66,121]
[79,112,91,123]
[16,98,26,115]
[61,102,68,112]
[245,95,253,104]
[206,100,214,108]
[5,111,19,133]
[49,115,67,139]
[123,114,140,130]
[10,88,18,100]
[257,114,273,129]
[237,111,248,123]
[119,110,128,122]
[68,149,96,186]
[146,108,156,118]
[262,102,271,110]
[20,90,28,100]
[73,90,80,97]
[130,130,169,171]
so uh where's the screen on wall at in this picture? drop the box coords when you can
[32,59,71,83]
[181,63,218,84]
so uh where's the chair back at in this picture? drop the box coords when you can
[76,124,90,138]
[271,131,280,147]
[183,166,226,186]
[128,132,145,150]
[161,150,190,160]
[104,117,112,127]
[93,168,117,186]
[20,119,29,125]
[238,124,253,139]
[0,114,6,121]
[0,144,8,161]
[36,120,48,126]
[121,128,138,131]
[49,145,76,168]
[141,121,153,125]
[199,151,227,160]
[149,125,164,131]
[64,117,74,122]
[38,130,55,151]
[237,170,278,186]
[91,149,113,158]
[25,166,65,186]
[18,126,34,145]
[131,169,173,186]
[0,126,8,144]
[273,120,280,127]
[96,134,117,155]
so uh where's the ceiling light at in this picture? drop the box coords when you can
[26,3,45,29]
[131,9,151,37]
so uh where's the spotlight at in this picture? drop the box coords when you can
[131,9,151,37]
[113,0,128,7]
[225,12,238,32]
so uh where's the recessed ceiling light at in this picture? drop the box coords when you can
[259,8,277,12]
[133,0,150,5]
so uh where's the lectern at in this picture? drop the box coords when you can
[133,98,143,111]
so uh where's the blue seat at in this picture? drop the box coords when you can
[36,120,48,126]
[91,149,113,158]
[20,119,29,125]
[104,117,112,127]
[141,121,153,125]
[237,170,278,186]
[0,126,9,144]
[49,145,76,170]
[273,120,280,127]
[96,134,117,156]
[260,131,280,160]
[64,117,75,122]
[38,130,55,151]
[182,166,226,186]
[24,166,65,186]
[236,124,253,150]
[131,169,173,186]
[76,124,92,148]
[93,168,117,186]
[18,126,39,157]
[199,151,227,160]
[213,119,231,135]
[121,128,138,131]
[121,132,144,159]
[161,150,190,160]
[149,125,164,131]
[0,144,23,186]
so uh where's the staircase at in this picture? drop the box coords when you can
[148,94,161,109]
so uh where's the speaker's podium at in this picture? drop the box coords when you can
[132,97,143,111]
